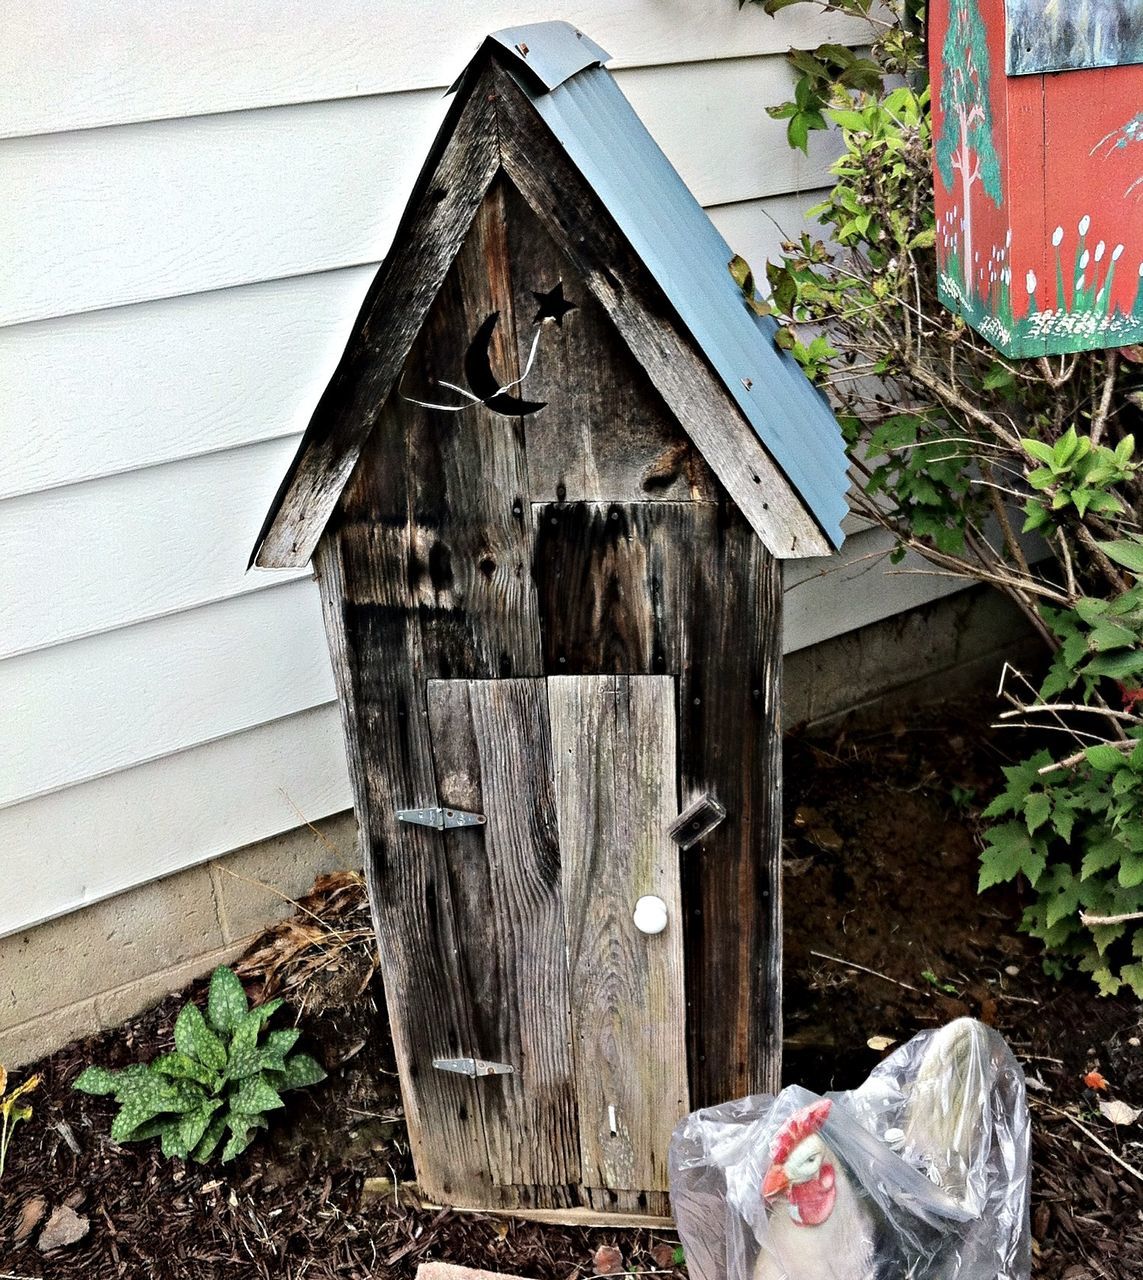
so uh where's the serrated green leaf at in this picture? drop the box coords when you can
[1024,791,1051,834]
[1082,836,1126,879]
[1086,744,1129,772]
[1118,853,1143,889]
[207,966,248,1035]
[73,1065,120,1096]
[1098,539,1143,575]
[1021,438,1055,465]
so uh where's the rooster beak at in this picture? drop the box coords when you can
[762,1163,790,1200]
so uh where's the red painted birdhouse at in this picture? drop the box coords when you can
[930,0,1143,357]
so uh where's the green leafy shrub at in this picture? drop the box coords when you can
[73,966,326,1162]
[740,0,1143,992]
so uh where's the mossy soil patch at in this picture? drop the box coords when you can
[2,697,1140,1279]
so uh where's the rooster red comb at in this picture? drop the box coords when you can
[768,1099,832,1165]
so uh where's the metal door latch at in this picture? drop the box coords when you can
[397,807,486,830]
[433,1057,514,1078]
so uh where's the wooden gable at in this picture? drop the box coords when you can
[252,56,835,570]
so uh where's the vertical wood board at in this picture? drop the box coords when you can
[426,678,579,1194]
[315,534,492,1204]
[549,674,687,1193]
[534,502,783,1103]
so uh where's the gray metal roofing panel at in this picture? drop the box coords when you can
[494,36,849,549]
[488,21,610,91]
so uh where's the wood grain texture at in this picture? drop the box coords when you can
[494,65,831,559]
[534,503,783,1102]
[549,675,687,1193]
[253,71,501,567]
[501,182,717,505]
[2,2,863,138]
[426,679,579,1195]
[315,531,493,1205]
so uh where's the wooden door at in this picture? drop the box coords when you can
[417,674,688,1208]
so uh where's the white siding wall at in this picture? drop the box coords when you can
[2,1,959,938]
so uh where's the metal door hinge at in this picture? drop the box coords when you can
[397,806,486,830]
[433,1056,514,1078]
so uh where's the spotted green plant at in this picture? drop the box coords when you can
[73,966,325,1163]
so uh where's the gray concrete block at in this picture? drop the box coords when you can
[0,862,225,1030]
[209,810,358,943]
[2,997,101,1070]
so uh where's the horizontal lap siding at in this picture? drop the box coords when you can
[1,1,864,137]
[1,56,841,326]
[3,7,954,939]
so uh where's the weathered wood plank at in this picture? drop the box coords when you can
[534,502,783,1103]
[337,178,543,681]
[397,179,543,679]
[425,678,579,1195]
[254,65,501,568]
[494,65,832,560]
[314,532,491,1205]
[549,675,688,1193]
[500,182,717,505]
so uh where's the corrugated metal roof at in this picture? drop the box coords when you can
[488,22,849,550]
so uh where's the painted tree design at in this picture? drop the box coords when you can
[936,0,1003,300]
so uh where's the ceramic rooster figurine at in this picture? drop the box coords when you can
[754,1099,880,1280]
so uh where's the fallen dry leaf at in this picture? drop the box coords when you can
[1098,1098,1141,1126]
[592,1244,624,1275]
[650,1243,677,1269]
[14,1195,47,1243]
[37,1204,90,1253]
[867,1034,896,1052]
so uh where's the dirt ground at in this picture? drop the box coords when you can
[2,696,1141,1279]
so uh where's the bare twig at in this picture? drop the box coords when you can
[1037,1101,1143,1185]
[1080,909,1143,926]
[1090,351,1118,448]
[809,950,923,994]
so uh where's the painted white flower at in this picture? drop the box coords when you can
[1095,241,1106,261]
[1052,225,1064,247]
[1113,244,1124,261]
[1075,273,1086,291]
[1079,214,1091,236]
[1026,270,1037,294]
[1005,228,1013,247]
[1080,250,1090,269]
[1003,268,1011,285]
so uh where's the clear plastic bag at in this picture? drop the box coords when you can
[668,1019,1030,1280]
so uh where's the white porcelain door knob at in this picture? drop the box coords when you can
[633,895,669,935]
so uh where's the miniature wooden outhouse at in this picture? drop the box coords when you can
[253,23,847,1217]
[931,0,1143,356]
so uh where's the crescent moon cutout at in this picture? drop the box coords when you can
[464,312,547,417]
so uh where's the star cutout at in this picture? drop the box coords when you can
[532,281,578,327]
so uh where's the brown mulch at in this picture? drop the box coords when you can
[2,696,1142,1279]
